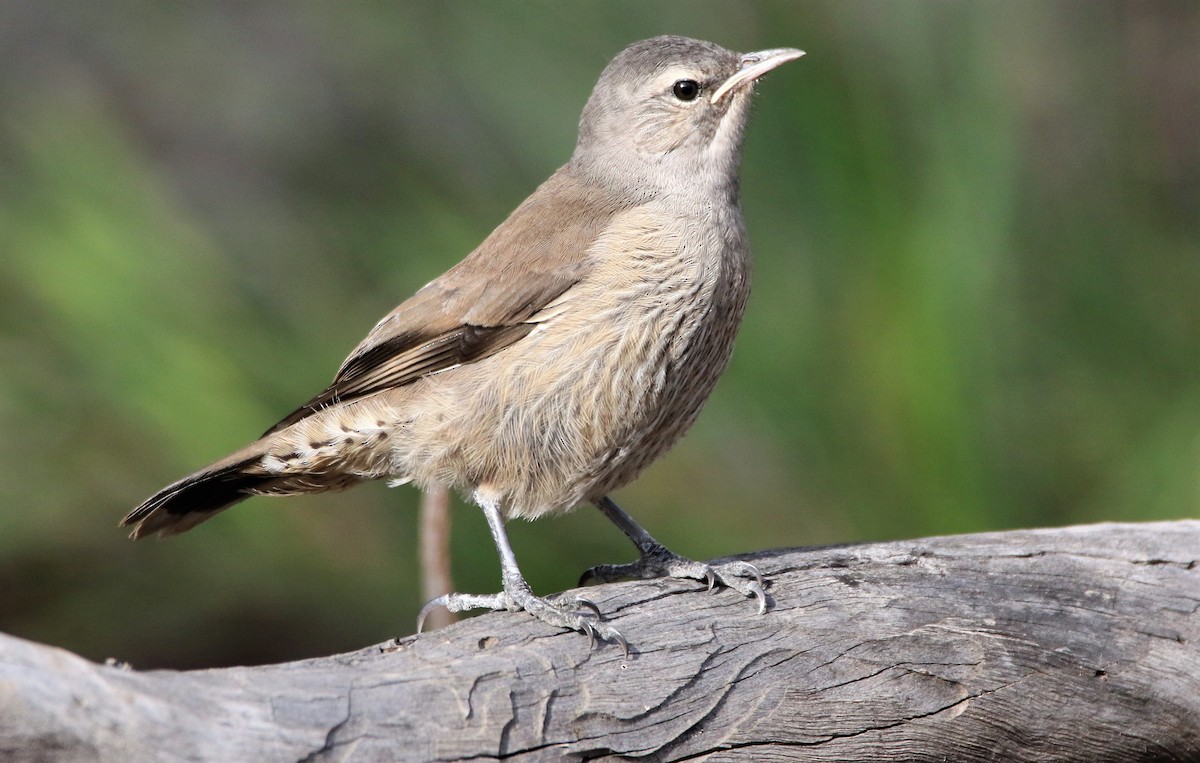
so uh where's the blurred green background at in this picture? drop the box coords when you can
[1,1,1196,669]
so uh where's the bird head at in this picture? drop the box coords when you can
[572,36,803,200]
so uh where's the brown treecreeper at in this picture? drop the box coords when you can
[123,36,803,650]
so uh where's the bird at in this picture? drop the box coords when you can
[122,35,803,649]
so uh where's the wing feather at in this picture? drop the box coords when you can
[263,167,627,435]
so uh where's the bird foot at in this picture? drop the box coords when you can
[581,544,768,615]
[418,581,628,655]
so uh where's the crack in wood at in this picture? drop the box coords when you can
[3,521,1198,762]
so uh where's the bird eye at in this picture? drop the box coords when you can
[671,79,700,101]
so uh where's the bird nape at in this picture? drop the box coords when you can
[123,35,803,651]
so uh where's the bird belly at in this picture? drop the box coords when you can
[390,211,750,520]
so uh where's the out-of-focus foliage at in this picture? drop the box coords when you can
[0,2,1196,668]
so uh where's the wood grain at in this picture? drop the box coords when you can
[2,521,1198,761]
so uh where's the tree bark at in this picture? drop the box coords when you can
[2,521,1198,762]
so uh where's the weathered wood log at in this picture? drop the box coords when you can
[2,521,1198,761]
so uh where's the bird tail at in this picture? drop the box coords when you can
[121,446,277,539]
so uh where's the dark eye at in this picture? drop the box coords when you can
[672,79,700,101]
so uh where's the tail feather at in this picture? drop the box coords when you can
[122,457,276,539]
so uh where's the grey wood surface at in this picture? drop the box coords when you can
[2,521,1198,762]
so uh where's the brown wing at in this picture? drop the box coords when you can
[264,166,627,435]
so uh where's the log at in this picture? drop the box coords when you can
[2,521,1199,762]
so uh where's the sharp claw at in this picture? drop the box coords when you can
[748,583,767,615]
[704,568,717,591]
[578,567,597,586]
[612,630,630,659]
[747,563,765,589]
[575,597,603,619]
[416,595,448,634]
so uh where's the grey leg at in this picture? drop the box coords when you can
[582,496,767,614]
[418,494,627,653]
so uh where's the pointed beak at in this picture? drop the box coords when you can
[711,47,805,104]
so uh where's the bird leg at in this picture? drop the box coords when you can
[418,495,627,653]
[581,496,767,614]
